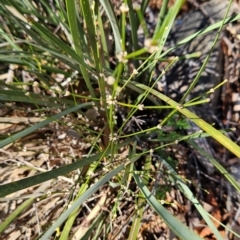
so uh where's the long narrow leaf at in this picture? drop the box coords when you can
[65,0,96,98]
[135,83,240,159]
[39,164,126,239]
[0,198,35,233]
[133,170,203,240]
[161,13,240,58]
[0,102,92,148]
[155,155,224,240]
[0,137,134,198]
[99,0,121,53]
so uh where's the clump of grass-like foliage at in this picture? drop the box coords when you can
[0,0,240,239]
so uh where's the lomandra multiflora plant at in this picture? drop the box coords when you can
[0,0,240,239]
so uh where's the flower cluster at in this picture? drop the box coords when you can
[119,3,129,13]
[106,94,117,106]
[106,76,116,85]
[138,104,144,111]
[144,38,159,53]
[109,133,118,142]
[116,51,128,63]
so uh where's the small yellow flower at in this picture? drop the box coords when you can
[138,104,144,111]
[208,88,214,93]
[64,91,71,96]
[116,51,128,63]
[109,133,118,142]
[106,76,116,85]
[132,2,140,11]
[132,69,138,75]
[119,3,129,13]
[106,95,117,105]
[149,149,154,156]
[144,38,158,53]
